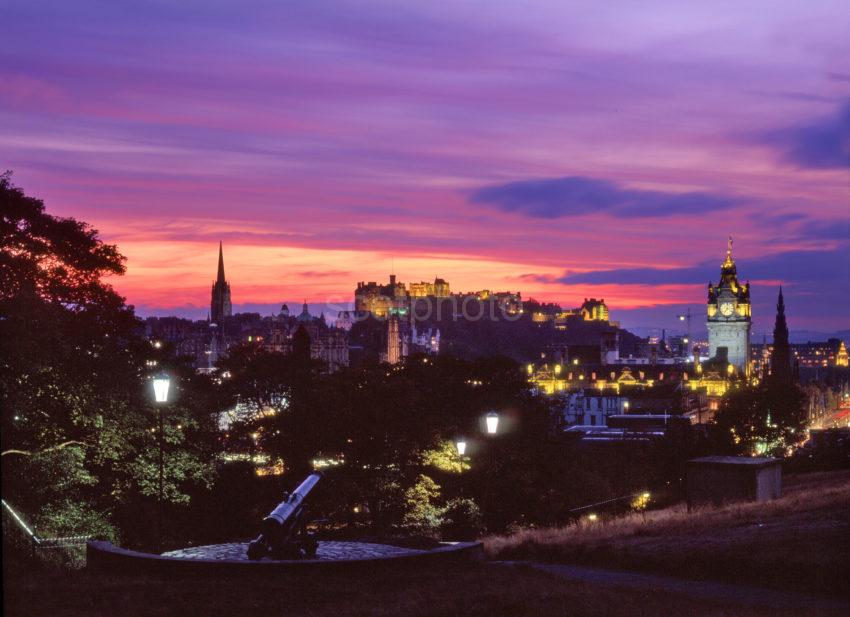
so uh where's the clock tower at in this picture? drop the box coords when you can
[706,237,751,375]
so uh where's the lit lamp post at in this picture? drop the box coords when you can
[455,437,467,473]
[624,400,630,413]
[483,412,501,514]
[485,411,500,435]
[152,372,170,550]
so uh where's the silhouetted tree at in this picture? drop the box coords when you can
[712,381,806,456]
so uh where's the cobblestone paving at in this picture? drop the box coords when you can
[162,541,425,561]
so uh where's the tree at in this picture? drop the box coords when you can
[1,172,137,460]
[401,474,443,536]
[1,175,220,548]
[217,345,327,478]
[713,382,807,456]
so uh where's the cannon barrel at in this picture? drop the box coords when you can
[247,472,322,560]
[265,472,321,527]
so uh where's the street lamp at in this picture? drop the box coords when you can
[151,372,170,550]
[152,372,170,403]
[455,438,467,457]
[624,400,630,413]
[485,411,499,435]
[454,437,467,490]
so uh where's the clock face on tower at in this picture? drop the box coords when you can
[720,301,734,317]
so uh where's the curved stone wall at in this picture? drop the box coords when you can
[86,540,483,577]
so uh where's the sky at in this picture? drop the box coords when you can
[2,0,849,336]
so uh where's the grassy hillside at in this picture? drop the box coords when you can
[486,470,850,597]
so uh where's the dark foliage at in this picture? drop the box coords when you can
[711,381,807,456]
[1,176,222,549]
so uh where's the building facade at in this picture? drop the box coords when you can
[267,302,350,371]
[559,389,629,426]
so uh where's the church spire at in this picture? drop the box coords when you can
[210,242,232,324]
[217,241,226,283]
[770,286,792,385]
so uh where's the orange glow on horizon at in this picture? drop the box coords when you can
[109,236,708,315]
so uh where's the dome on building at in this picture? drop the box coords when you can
[298,301,313,323]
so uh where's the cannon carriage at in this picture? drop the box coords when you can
[247,472,322,560]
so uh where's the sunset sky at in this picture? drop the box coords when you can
[3,1,849,335]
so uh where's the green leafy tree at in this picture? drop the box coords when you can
[402,474,443,536]
[1,175,220,548]
[422,440,469,474]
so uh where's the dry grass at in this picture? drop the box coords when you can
[485,470,850,598]
[4,561,845,617]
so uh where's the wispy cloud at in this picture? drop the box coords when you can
[799,218,850,240]
[469,176,741,219]
[756,101,850,170]
[557,246,849,287]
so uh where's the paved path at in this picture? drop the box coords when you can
[494,561,850,613]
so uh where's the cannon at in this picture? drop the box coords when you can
[247,472,322,560]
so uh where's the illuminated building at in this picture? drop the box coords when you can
[580,298,609,321]
[528,363,663,395]
[458,290,522,315]
[836,341,849,367]
[355,274,408,317]
[529,361,709,421]
[335,310,354,331]
[526,240,762,423]
[688,354,741,396]
[411,323,440,354]
[533,298,620,329]
[355,274,521,318]
[706,237,751,375]
[753,339,850,373]
[210,242,232,324]
[408,277,450,298]
[381,314,405,364]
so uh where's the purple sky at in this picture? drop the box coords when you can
[2,1,849,336]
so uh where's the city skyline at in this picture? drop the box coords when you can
[93,239,849,341]
[3,1,849,331]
